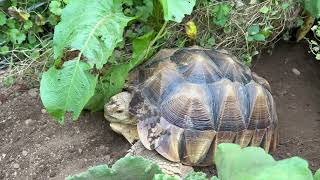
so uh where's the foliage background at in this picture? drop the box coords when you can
[0,0,306,122]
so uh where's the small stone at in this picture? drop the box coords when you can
[105,155,111,162]
[49,171,57,177]
[25,119,34,126]
[292,68,301,76]
[286,152,291,156]
[13,163,20,169]
[78,149,83,154]
[22,150,28,156]
[28,88,38,97]
[41,109,47,114]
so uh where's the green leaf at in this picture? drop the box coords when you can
[85,63,130,111]
[66,156,163,180]
[40,60,98,123]
[0,11,7,26]
[315,169,320,180]
[48,14,59,26]
[281,2,290,9]
[259,6,269,14]
[8,29,26,44]
[247,24,260,35]
[304,0,320,18]
[212,3,232,27]
[6,18,16,28]
[246,34,254,42]
[130,32,154,68]
[0,46,9,55]
[160,0,196,23]
[85,33,153,111]
[214,143,314,180]
[49,1,62,16]
[316,54,320,60]
[207,37,216,46]
[210,177,219,180]
[153,174,179,180]
[253,33,266,41]
[54,0,133,69]
[23,20,33,30]
[136,0,154,21]
[184,172,208,180]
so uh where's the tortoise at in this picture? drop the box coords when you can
[104,46,278,174]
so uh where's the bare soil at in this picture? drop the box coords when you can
[0,41,319,179]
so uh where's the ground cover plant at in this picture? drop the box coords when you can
[0,0,67,86]
[300,0,320,60]
[66,143,320,180]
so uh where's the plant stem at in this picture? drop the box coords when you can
[145,21,168,58]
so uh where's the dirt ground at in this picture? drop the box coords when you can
[0,41,320,179]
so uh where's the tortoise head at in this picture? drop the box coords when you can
[104,92,137,125]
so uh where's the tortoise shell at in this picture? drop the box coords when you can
[129,47,278,166]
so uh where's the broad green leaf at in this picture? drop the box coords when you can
[54,0,133,69]
[315,169,320,180]
[0,11,7,26]
[136,0,154,21]
[7,29,26,44]
[304,0,320,18]
[49,1,62,16]
[160,0,196,23]
[210,177,219,180]
[40,60,98,123]
[66,156,163,180]
[85,33,153,111]
[153,174,179,180]
[212,3,232,27]
[316,54,320,60]
[215,143,314,180]
[185,172,208,180]
[129,32,154,68]
[85,63,130,111]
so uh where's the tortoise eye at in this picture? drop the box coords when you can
[116,110,124,113]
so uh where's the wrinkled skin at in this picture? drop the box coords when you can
[104,92,139,143]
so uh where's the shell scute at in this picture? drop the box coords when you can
[131,48,277,166]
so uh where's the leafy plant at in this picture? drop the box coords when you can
[211,3,232,27]
[66,156,166,180]
[300,0,320,60]
[163,0,299,65]
[40,0,196,123]
[305,21,320,60]
[303,0,320,18]
[67,143,319,180]
[0,0,67,55]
